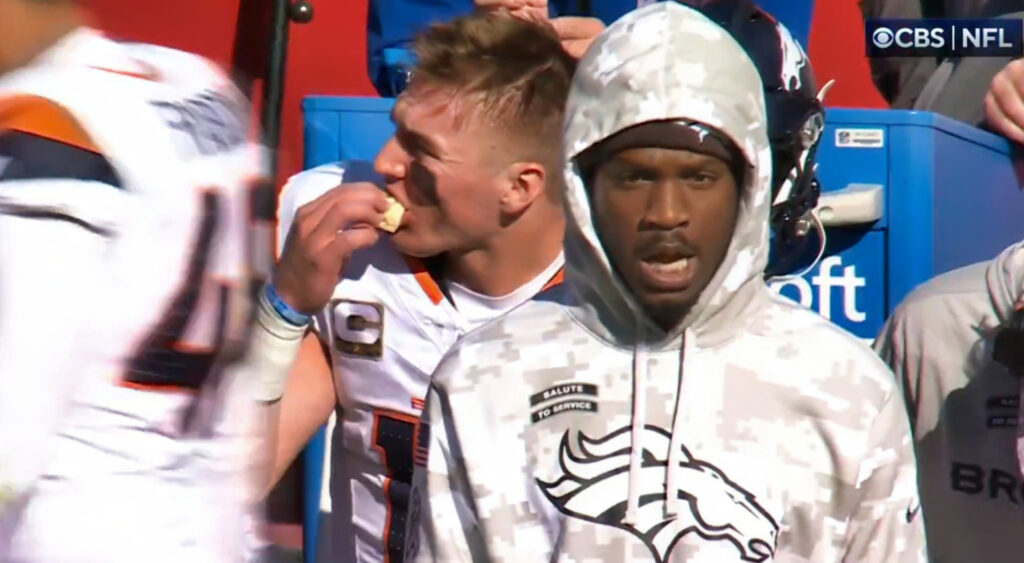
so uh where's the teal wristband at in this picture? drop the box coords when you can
[264,283,311,327]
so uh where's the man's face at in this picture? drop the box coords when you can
[374,88,506,258]
[591,146,740,330]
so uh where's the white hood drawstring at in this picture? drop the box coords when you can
[624,320,648,526]
[623,327,694,523]
[665,330,693,517]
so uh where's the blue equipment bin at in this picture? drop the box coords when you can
[297,96,1024,560]
[769,108,1024,341]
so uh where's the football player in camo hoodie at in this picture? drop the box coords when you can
[404,3,927,561]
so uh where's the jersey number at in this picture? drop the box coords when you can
[372,410,419,563]
[121,191,246,428]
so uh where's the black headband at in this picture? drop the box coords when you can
[575,120,748,187]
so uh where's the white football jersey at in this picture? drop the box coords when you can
[0,28,262,561]
[277,162,564,562]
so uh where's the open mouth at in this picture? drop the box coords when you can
[638,247,697,291]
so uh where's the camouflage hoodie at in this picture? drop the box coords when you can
[406,4,926,562]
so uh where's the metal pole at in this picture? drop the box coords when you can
[261,0,291,182]
[254,4,318,561]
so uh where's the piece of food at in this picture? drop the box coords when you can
[378,195,406,233]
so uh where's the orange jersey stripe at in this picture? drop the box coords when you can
[90,65,160,82]
[90,65,158,82]
[541,267,565,292]
[0,95,100,154]
[116,381,199,394]
[380,477,396,563]
[402,256,444,305]
[170,340,215,355]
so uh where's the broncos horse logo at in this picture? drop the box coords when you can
[537,427,778,562]
[776,20,809,93]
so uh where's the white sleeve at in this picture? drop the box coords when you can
[0,213,107,511]
[275,162,350,259]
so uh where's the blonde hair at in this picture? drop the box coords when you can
[409,13,576,170]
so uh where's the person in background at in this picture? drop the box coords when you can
[984,56,1024,144]
[860,0,1024,143]
[406,3,925,561]
[875,240,1024,562]
[0,0,264,559]
[864,3,1024,560]
[367,0,469,96]
[367,0,602,96]
[368,0,802,96]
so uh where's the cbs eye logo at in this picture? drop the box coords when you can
[872,27,895,48]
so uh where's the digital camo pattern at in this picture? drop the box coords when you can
[874,241,1024,562]
[407,3,926,562]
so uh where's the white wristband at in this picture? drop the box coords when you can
[247,286,309,402]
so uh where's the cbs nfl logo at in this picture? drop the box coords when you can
[866,19,1024,57]
[871,27,896,49]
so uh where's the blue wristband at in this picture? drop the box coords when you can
[264,283,312,327]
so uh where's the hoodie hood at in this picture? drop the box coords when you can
[562,2,773,350]
[986,240,1024,324]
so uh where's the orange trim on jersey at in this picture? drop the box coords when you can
[170,340,215,354]
[380,477,395,563]
[0,96,100,154]
[117,189,232,396]
[371,408,421,563]
[89,65,160,82]
[402,256,444,305]
[116,380,199,394]
[541,266,565,292]
[0,95,100,153]
[411,397,426,410]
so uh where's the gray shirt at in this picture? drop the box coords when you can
[875,241,1024,562]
